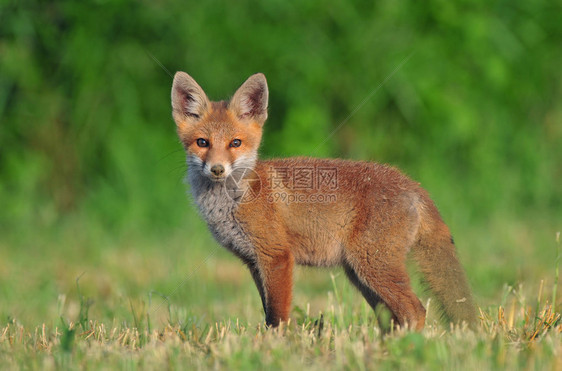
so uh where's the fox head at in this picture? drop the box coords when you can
[171,72,268,181]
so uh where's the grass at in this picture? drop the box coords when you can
[1,283,562,369]
[0,212,560,369]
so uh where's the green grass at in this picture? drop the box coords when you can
[0,213,560,369]
[1,275,561,370]
[1,304,560,370]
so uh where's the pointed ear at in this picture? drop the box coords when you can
[171,72,210,125]
[229,73,268,126]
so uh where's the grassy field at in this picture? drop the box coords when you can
[1,296,561,370]
[1,211,560,369]
[2,1,561,369]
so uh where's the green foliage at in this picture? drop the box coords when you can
[1,0,560,238]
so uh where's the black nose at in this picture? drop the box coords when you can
[210,164,225,176]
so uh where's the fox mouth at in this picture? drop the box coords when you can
[209,174,226,182]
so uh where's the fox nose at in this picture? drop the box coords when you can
[210,164,225,177]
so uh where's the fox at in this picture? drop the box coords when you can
[171,71,477,330]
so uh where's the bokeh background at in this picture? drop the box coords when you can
[1,1,561,327]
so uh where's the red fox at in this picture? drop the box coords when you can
[171,72,477,330]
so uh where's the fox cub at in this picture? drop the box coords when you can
[171,72,477,330]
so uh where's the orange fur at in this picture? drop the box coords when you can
[171,72,477,330]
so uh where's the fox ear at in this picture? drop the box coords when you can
[171,72,210,125]
[229,73,268,126]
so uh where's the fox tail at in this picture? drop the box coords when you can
[412,201,478,327]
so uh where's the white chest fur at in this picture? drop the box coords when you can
[188,170,256,262]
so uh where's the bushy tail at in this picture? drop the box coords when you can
[412,215,478,327]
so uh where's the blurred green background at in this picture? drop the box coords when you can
[1,1,561,327]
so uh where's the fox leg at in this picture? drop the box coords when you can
[251,250,294,327]
[344,264,399,329]
[344,264,383,309]
[247,262,267,315]
[345,253,426,330]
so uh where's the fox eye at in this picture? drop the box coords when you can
[196,138,209,147]
[230,139,242,148]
